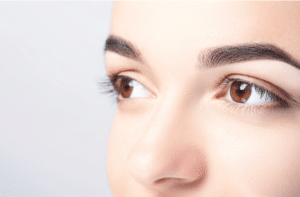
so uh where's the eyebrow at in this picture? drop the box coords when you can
[104,35,144,64]
[104,35,300,70]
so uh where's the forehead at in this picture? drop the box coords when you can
[110,2,300,64]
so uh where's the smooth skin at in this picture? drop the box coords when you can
[105,2,300,197]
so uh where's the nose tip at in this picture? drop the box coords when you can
[127,146,206,192]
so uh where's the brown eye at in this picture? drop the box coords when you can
[230,81,252,103]
[114,76,151,100]
[116,77,133,98]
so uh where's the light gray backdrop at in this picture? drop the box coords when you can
[0,1,114,197]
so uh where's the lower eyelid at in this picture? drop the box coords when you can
[217,97,287,119]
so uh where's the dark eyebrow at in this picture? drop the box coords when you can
[104,35,144,64]
[200,43,300,70]
[104,35,300,70]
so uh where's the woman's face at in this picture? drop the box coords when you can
[104,2,300,197]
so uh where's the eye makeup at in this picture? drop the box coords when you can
[213,73,300,118]
[100,72,300,114]
[216,76,289,113]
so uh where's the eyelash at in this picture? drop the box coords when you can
[99,73,291,112]
[99,74,121,105]
[218,76,289,112]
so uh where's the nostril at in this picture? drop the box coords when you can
[154,177,188,188]
[127,143,207,191]
[155,177,186,184]
[152,177,205,193]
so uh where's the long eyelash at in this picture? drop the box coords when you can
[99,74,119,105]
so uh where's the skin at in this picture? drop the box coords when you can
[105,2,300,197]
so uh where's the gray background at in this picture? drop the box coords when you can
[0,2,115,197]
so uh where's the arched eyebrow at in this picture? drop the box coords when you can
[104,35,144,64]
[104,35,300,70]
[200,43,300,69]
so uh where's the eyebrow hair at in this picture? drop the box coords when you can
[200,43,300,69]
[104,35,144,64]
[104,35,300,70]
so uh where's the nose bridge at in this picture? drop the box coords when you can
[126,92,207,191]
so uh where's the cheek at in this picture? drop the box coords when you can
[107,102,300,196]
[208,115,300,196]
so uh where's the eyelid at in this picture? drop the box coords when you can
[218,74,295,103]
[111,74,155,101]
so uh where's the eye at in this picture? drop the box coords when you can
[225,80,278,105]
[114,75,150,100]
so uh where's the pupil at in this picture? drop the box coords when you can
[230,81,252,103]
[124,84,130,91]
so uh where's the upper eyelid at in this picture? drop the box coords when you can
[111,74,153,95]
[226,78,278,100]
[222,75,293,102]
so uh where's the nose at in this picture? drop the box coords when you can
[126,98,207,192]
